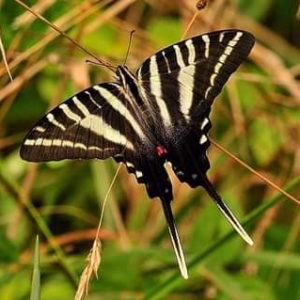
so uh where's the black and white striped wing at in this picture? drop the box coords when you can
[20,83,143,162]
[137,30,255,123]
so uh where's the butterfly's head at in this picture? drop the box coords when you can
[116,65,129,76]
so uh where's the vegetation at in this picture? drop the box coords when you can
[1,0,300,299]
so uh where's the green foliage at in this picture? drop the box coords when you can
[249,117,284,165]
[1,1,300,299]
[147,17,181,46]
[237,0,273,20]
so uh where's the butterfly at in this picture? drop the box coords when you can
[20,29,255,278]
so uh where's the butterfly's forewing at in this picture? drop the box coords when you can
[137,30,255,122]
[20,83,144,162]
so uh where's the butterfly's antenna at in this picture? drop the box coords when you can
[160,199,188,279]
[85,59,111,69]
[16,0,116,73]
[201,175,253,245]
[123,30,135,66]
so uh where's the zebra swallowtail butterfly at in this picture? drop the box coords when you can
[20,29,255,279]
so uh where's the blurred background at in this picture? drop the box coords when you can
[1,0,300,299]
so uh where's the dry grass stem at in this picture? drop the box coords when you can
[0,28,13,81]
[211,140,300,206]
[74,238,102,300]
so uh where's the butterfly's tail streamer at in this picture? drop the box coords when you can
[160,199,188,279]
[201,175,253,245]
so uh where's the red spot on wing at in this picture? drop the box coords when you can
[156,145,167,157]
